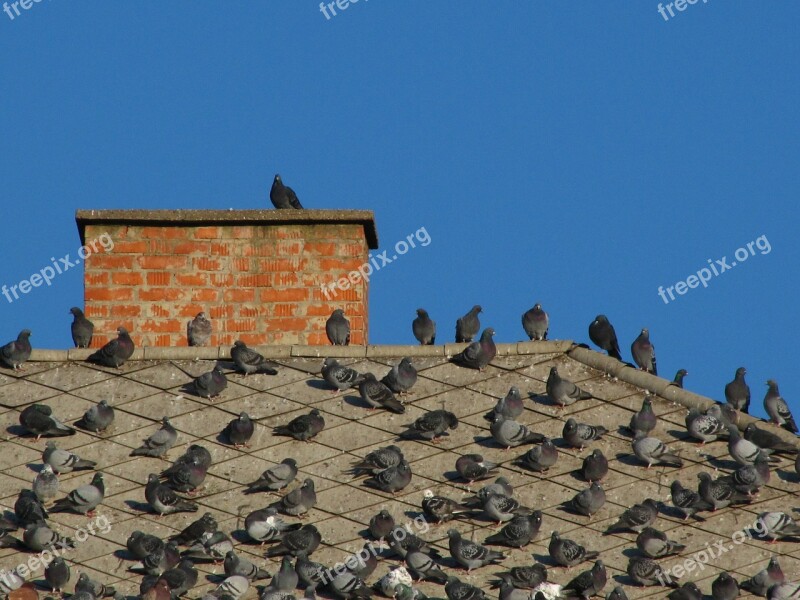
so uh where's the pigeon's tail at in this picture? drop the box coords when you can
[256,365,279,376]
[584,551,600,561]
[608,347,622,361]
[174,500,199,514]
[265,544,290,558]
[524,432,546,444]
[650,357,658,376]
[659,454,683,468]
[50,422,77,436]
[130,447,161,458]
[243,482,269,495]
[483,410,498,422]
[0,534,23,550]
[423,569,448,585]
[382,398,406,414]
[595,426,609,438]
[486,550,505,563]
[483,531,510,546]
[782,417,799,434]
[272,426,292,437]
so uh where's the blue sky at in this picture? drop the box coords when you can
[1,2,797,421]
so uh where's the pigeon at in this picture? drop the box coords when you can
[707,403,738,429]
[0,329,32,370]
[450,328,496,370]
[181,531,234,563]
[364,460,412,494]
[563,418,607,449]
[698,472,751,510]
[169,512,218,546]
[445,577,486,600]
[484,387,524,421]
[19,404,75,439]
[70,308,94,348]
[412,309,436,345]
[405,550,448,583]
[605,587,628,600]
[711,573,739,600]
[386,527,441,560]
[547,368,591,407]
[145,473,198,515]
[157,559,198,598]
[516,437,558,472]
[266,524,321,557]
[447,529,504,571]
[605,498,659,534]
[14,490,48,527]
[273,409,325,441]
[132,416,178,458]
[588,315,621,360]
[489,564,548,589]
[522,303,549,341]
[482,493,530,524]
[630,328,657,375]
[75,572,116,598]
[768,584,800,600]
[44,557,70,592]
[562,560,607,599]
[270,174,303,209]
[796,452,800,476]
[162,444,213,472]
[87,326,135,367]
[359,373,405,413]
[728,426,773,465]
[230,341,279,376]
[131,541,181,575]
[322,358,366,391]
[224,412,254,447]
[685,409,726,443]
[668,583,703,600]
[328,569,371,599]
[244,507,301,544]
[628,396,657,437]
[402,410,458,442]
[725,367,751,413]
[626,556,678,587]
[498,582,535,600]
[326,309,351,345]
[263,556,296,589]
[636,527,685,558]
[455,306,482,343]
[245,458,298,493]
[22,522,73,552]
[351,445,404,476]
[381,358,417,395]
[490,414,545,449]
[670,480,712,520]
[421,490,470,523]
[77,399,115,433]
[210,575,250,600]
[741,556,784,596]
[744,423,798,454]
[484,512,542,548]
[754,512,800,541]
[32,464,59,504]
[455,454,499,482]
[368,510,396,541]
[191,365,228,399]
[632,434,682,468]
[296,554,329,588]
[723,450,770,494]
[764,380,798,433]
[568,482,606,517]
[581,449,608,482]
[50,472,104,515]
[671,369,688,388]
[187,312,212,347]
[269,478,317,516]
[549,531,598,567]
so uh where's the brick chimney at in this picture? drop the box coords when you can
[75,209,378,347]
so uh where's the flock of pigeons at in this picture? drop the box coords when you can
[0,301,799,600]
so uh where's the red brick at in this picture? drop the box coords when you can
[138,256,188,270]
[85,306,108,318]
[112,272,144,286]
[151,305,171,318]
[260,288,308,303]
[194,257,223,271]
[273,272,299,287]
[173,241,211,254]
[273,304,299,317]
[306,304,340,317]
[193,289,220,302]
[85,288,133,302]
[264,318,307,332]
[223,289,255,303]
[140,319,182,333]
[277,241,303,255]
[140,227,188,239]
[111,304,141,317]
[88,255,135,269]
[146,272,172,286]
[150,334,173,346]
[237,274,272,287]
[195,226,220,239]
[231,226,254,239]
[237,333,270,345]
[238,305,262,318]
[139,288,186,302]
[226,318,257,331]
[242,244,277,257]
[258,258,305,272]
[113,241,148,253]
[211,242,232,256]
[304,242,337,256]
[175,273,208,286]
[231,258,250,271]
[210,305,234,319]
[320,258,363,271]
[306,332,329,345]
[86,272,109,286]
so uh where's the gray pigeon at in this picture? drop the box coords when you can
[351,445,404,476]
[412,309,436,345]
[265,524,321,557]
[187,312,212,347]
[161,444,213,475]
[19,404,75,439]
[364,460,412,494]
[547,367,591,407]
[450,328,496,370]
[244,507,301,544]
[764,380,798,433]
[725,367,750,413]
[15,489,48,527]
[230,340,278,375]
[145,473,198,515]
[588,315,621,360]
[42,442,97,474]
[381,357,417,394]
[744,423,798,454]
[581,449,608,482]
[563,418,607,449]
[70,308,94,348]
[181,530,234,562]
[568,482,605,517]
[445,576,486,600]
[157,559,198,597]
[697,472,751,510]
[269,478,317,516]
[668,583,702,600]
[270,174,303,209]
[211,575,250,600]
[296,554,329,588]
[326,309,351,345]
[455,305,482,343]
[636,527,685,558]
[628,396,656,437]
[671,369,688,388]
[359,373,405,413]
[482,493,530,524]
[130,540,180,575]
[754,511,800,541]
[630,328,657,375]
[87,326,134,368]
[402,409,458,441]
[728,426,772,465]
[455,454,499,482]
[522,303,549,341]
[224,412,254,447]
[273,408,325,440]
[741,556,784,596]
[405,549,448,583]
[328,569,370,599]
[606,587,628,600]
[632,434,682,468]
[723,450,770,494]
[484,387,524,421]
[768,583,800,600]
[265,556,298,590]
[191,365,228,399]
[489,564,547,590]
[484,511,542,548]
[670,480,712,520]
[386,526,439,559]
[549,531,598,567]
[44,556,70,592]
[50,472,104,515]
[626,556,678,587]
[490,414,544,449]
[447,529,504,571]
[75,572,116,598]
[516,437,558,472]
[0,329,32,370]
[160,458,210,495]
[685,409,726,443]
[421,490,470,523]
[32,464,59,504]
[169,512,218,546]
[368,510,396,541]
[23,522,73,552]
[562,560,607,599]
[707,403,738,429]
[605,498,659,534]
[711,572,739,600]
[77,399,115,433]
[245,458,298,493]
[131,416,178,458]
[322,357,366,391]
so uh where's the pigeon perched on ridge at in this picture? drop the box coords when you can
[326,309,350,345]
[697,472,751,510]
[455,305,482,343]
[631,328,657,375]
[743,423,796,454]
[169,512,218,546]
[581,449,608,482]
[269,478,317,516]
[190,365,228,399]
[77,399,115,433]
[322,357,365,391]
[711,572,739,600]
[636,527,685,558]
[455,454,498,482]
[19,404,75,439]
[360,373,405,413]
[741,556,784,597]
[447,529,504,571]
[484,387,524,421]
[70,308,94,348]
[51,472,104,515]
[224,412,254,447]
[567,482,606,517]
[588,315,621,360]
[87,326,134,368]
[421,490,470,523]
[484,511,542,548]
[273,409,325,441]
[402,410,458,442]
[32,464,59,504]
[670,480,712,520]
[764,380,798,433]
[562,560,607,599]
[626,556,678,587]
[522,303,549,341]
[549,531,598,568]
[412,309,436,345]
[270,174,303,209]
[187,312,212,347]
[491,414,545,449]
[145,473,198,515]
[230,341,278,376]
[131,416,178,458]
[245,458,298,494]
[685,409,726,443]
[547,367,592,407]
[381,357,417,395]
[671,369,688,388]
[265,524,321,557]
[707,402,738,429]
[632,434,682,468]
[563,418,607,449]
[364,460,412,494]
[605,498,659,534]
[450,328,496,370]
[725,367,750,413]
[0,329,32,370]
[628,396,656,437]
[350,445,404,477]
[42,441,96,474]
